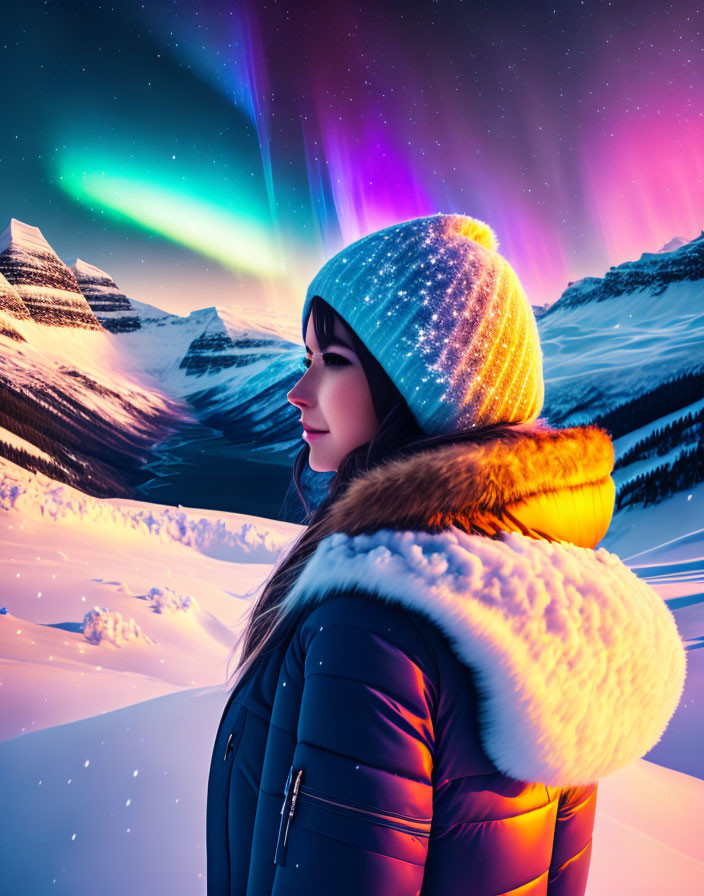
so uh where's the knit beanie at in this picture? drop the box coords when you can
[302,213,544,435]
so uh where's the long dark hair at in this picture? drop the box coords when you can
[225,295,526,695]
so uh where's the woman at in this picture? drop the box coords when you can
[206,213,686,895]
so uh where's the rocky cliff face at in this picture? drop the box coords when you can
[178,307,283,376]
[0,219,101,329]
[0,271,28,342]
[70,258,142,332]
[543,232,704,316]
[0,269,31,323]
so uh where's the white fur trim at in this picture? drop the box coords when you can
[283,528,687,787]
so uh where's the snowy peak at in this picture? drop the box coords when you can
[544,231,704,315]
[658,236,690,254]
[0,218,55,256]
[179,305,290,377]
[184,304,299,344]
[68,257,115,282]
[126,297,178,323]
[537,228,704,432]
[186,305,224,331]
[69,257,141,333]
[636,231,704,263]
[0,218,101,330]
[531,302,551,319]
[553,276,603,311]
[220,304,301,344]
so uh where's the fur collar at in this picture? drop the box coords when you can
[284,423,687,787]
[322,420,615,544]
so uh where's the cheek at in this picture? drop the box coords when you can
[325,370,376,434]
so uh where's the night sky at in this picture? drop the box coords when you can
[0,0,700,317]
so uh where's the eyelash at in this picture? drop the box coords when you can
[301,353,350,370]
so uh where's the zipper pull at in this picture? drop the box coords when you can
[281,766,293,810]
[274,766,294,866]
[223,732,234,762]
[274,766,302,867]
[282,768,303,848]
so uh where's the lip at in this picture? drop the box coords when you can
[302,426,328,441]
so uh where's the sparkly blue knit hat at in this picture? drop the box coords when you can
[302,213,544,435]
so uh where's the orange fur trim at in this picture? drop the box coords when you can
[324,423,614,537]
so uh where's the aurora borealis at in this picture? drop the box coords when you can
[0,0,701,316]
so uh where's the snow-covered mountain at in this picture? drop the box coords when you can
[536,232,703,512]
[1,215,701,518]
[658,236,690,254]
[90,298,305,457]
[542,231,704,316]
[0,219,101,329]
[67,253,304,454]
[69,257,142,332]
[538,232,703,425]
[0,268,31,327]
[531,301,551,319]
[0,218,311,518]
[0,221,191,497]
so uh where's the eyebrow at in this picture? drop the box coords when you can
[305,336,354,353]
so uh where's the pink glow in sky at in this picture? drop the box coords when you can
[2,0,700,314]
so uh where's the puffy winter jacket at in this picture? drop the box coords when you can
[206,422,686,895]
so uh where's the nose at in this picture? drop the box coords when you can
[287,371,313,409]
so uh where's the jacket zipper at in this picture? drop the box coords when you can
[274,766,303,867]
[297,785,432,837]
[274,765,431,866]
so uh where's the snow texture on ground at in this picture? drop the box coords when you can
[0,456,300,739]
[0,686,701,896]
[0,456,702,894]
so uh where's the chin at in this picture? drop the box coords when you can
[308,458,336,473]
[307,449,337,474]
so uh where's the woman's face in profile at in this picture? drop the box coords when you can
[287,313,379,472]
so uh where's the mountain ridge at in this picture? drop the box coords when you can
[0,215,701,518]
[544,230,704,316]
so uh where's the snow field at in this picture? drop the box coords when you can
[0,456,702,893]
[0,456,300,739]
[0,685,701,896]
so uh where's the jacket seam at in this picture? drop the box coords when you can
[296,738,433,786]
[299,782,433,822]
[304,592,439,683]
[559,785,597,817]
[502,869,549,894]
[232,701,273,723]
[549,837,592,880]
[277,816,429,866]
[268,719,298,736]
[434,772,506,784]
[431,796,555,830]
[402,610,442,693]
[303,666,433,710]
[295,792,432,835]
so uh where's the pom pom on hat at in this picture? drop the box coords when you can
[302,213,544,435]
[443,214,499,252]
